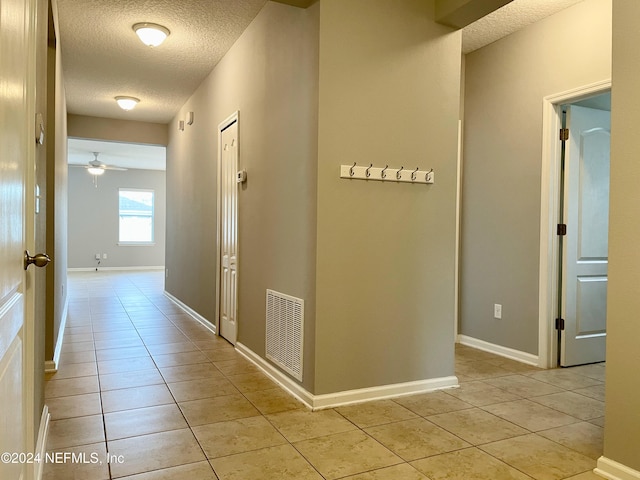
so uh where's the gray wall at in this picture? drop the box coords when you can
[460,0,612,354]
[314,0,461,394]
[68,114,168,146]
[168,0,463,396]
[604,0,640,470]
[45,8,69,368]
[166,1,319,391]
[34,0,51,442]
[68,167,166,268]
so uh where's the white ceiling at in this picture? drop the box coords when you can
[57,0,270,124]
[461,0,585,53]
[59,0,586,169]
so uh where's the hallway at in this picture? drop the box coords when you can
[44,271,605,480]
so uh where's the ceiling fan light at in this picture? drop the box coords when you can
[115,96,139,111]
[87,166,105,175]
[133,23,170,47]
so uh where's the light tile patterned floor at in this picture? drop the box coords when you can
[43,271,606,480]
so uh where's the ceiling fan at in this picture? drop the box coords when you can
[71,152,128,176]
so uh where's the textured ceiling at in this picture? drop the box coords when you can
[58,0,587,167]
[462,0,585,53]
[57,0,269,124]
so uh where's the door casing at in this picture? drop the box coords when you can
[538,79,611,369]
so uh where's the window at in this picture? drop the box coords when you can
[119,189,154,244]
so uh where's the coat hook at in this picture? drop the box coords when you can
[350,162,356,177]
[411,167,419,181]
[365,163,373,178]
[381,165,388,179]
[396,166,403,180]
[425,168,433,181]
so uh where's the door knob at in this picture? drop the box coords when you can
[24,250,51,270]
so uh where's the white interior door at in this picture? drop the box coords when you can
[561,105,610,366]
[219,117,239,344]
[0,0,37,477]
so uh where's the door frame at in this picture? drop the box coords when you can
[215,111,239,339]
[538,79,611,369]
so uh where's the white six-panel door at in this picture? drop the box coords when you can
[219,117,238,344]
[0,0,37,478]
[561,105,610,366]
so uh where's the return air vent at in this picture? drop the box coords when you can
[266,289,304,381]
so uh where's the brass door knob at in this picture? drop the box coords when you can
[24,250,51,270]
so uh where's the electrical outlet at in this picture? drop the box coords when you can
[494,304,502,319]
[165,268,169,278]
[103,253,108,259]
[95,253,101,260]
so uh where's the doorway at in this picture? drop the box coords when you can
[218,112,239,345]
[539,82,611,368]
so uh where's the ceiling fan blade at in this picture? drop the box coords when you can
[103,166,128,171]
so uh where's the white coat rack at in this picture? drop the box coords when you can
[340,163,434,184]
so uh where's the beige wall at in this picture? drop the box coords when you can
[45,2,69,368]
[436,0,511,28]
[68,114,168,146]
[460,0,612,354]
[314,0,461,394]
[33,0,50,443]
[166,1,319,391]
[603,0,640,471]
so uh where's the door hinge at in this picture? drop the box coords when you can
[557,224,567,236]
[560,128,569,141]
[555,318,565,330]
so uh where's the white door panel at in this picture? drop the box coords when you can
[219,119,238,344]
[0,0,36,477]
[561,105,610,366]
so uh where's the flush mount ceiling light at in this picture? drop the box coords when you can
[87,166,105,176]
[115,96,140,111]
[133,22,170,47]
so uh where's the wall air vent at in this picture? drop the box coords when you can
[266,289,304,381]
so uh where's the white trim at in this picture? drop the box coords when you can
[67,266,165,272]
[595,456,640,480]
[236,342,459,411]
[538,79,611,369]
[163,290,216,335]
[236,342,314,408]
[117,242,157,246]
[46,294,69,373]
[454,119,463,342]
[34,405,50,480]
[458,334,539,366]
[311,376,460,410]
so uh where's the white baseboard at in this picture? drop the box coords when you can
[457,334,539,366]
[236,343,315,408]
[312,375,460,410]
[595,456,640,480]
[236,342,459,411]
[164,291,216,335]
[34,405,50,480]
[68,266,165,272]
[45,296,69,373]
